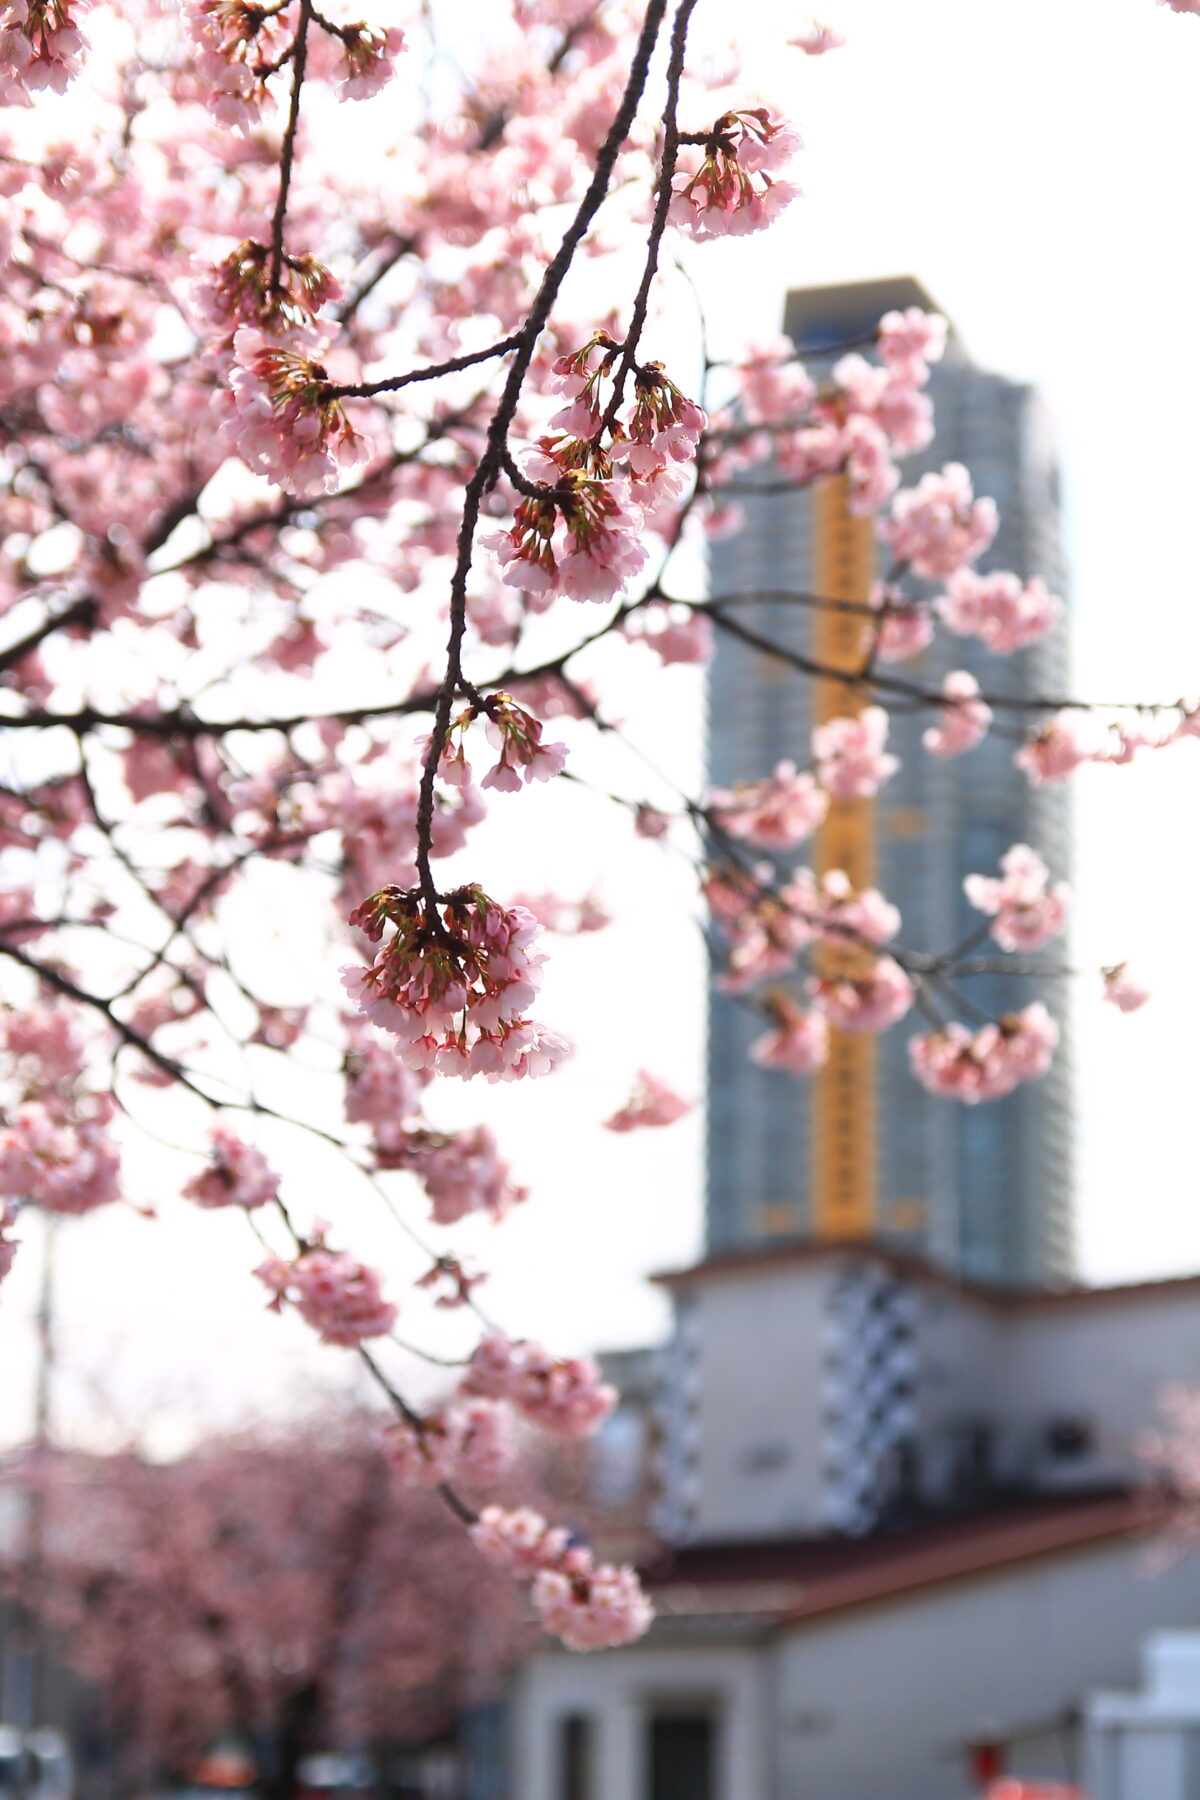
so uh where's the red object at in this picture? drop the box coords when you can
[985,1782,1087,1799]
[971,1743,1005,1782]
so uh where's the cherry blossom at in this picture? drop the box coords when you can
[963,845,1070,953]
[1014,712,1095,785]
[877,306,948,378]
[532,1561,655,1652]
[788,20,845,54]
[0,0,89,103]
[344,885,567,1082]
[813,706,899,800]
[461,1331,616,1438]
[480,695,569,792]
[866,583,935,664]
[923,671,993,758]
[621,603,714,665]
[670,108,802,240]
[183,1127,280,1211]
[808,956,914,1032]
[749,995,830,1075]
[487,461,648,604]
[1103,963,1151,1012]
[0,1104,120,1216]
[400,1125,528,1226]
[936,569,1062,655]
[788,867,901,946]
[255,1238,397,1347]
[469,1505,652,1653]
[879,463,998,578]
[329,22,405,101]
[909,1004,1059,1103]
[380,1397,511,1489]
[226,327,370,499]
[604,1070,692,1132]
[708,760,829,848]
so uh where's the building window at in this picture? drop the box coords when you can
[557,1715,593,1800]
[646,1712,717,1800]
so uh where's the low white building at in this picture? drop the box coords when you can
[508,1244,1200,1800]
[1085,1630,1200,1799]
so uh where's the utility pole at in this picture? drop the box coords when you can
[9,1212,57,1800]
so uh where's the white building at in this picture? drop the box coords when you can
[507,1245,1200,1800]
[1085,1631,1200,1800]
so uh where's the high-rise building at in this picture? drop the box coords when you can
[706,277,1072,1287]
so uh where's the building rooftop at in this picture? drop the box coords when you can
[652,1236,1200,1315]
[641,1489,1154,1635]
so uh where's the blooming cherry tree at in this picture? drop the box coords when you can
[0,0,1192,1651]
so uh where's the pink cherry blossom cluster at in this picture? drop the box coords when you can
[191,242,344,338]
[706,862,818,993]
[936,569,1062,656]
[182,0,288,132]
[344,884,568,1082]
[255,1234,397,1346]
[670,107,802,241]
[487,457,647,604]
[461,1330,616,1438]
[722,306,948,516]
[470,1504,653,1652]
[0,0,86,101]
[400,1125,528,1227]
[812,706,899,801]
[789,20,845,54]
[0,1105,121,1215]
[964,845,1070,953]
[620,602,714,665]
[439,695,568,793]
[1103,963,1151,1012]
[611,362,707,505]
[708,760,829,849]
[1010,706,1196,785]
[343,1029,427,1163]
[182,1126,281,1210]
[226,326,369,498]
[0,1009,121,1216]
[865,583,935,664]
[0,1198,20,1286]
[329,21,405,101]
[908,1003,1060,1103]
[511,890,611,934]
[789,867,901,947]
[1013,712,1095,785]
[604,1071,692,1133]
[380,1396,510,1489]
[879,462,998,578]
[749,993,830,1075]
[923,671,993,758]
[808,956,915,1033]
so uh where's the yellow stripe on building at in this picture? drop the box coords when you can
[811,476,876,1240]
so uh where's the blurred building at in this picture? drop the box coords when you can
[706,276,1072,1287]
[514,1246,1200,1800]
[1084,1630,1200,1799]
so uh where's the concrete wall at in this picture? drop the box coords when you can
[688,1265,829,1540]
[1002,1293,1200,1485]
[773,1538,1200,1800]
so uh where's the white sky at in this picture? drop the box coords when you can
[3,0,1200,1452]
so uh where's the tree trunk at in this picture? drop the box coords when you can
[262,1679,322,1800]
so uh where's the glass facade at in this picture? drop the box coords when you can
[706,278,1072,1287]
